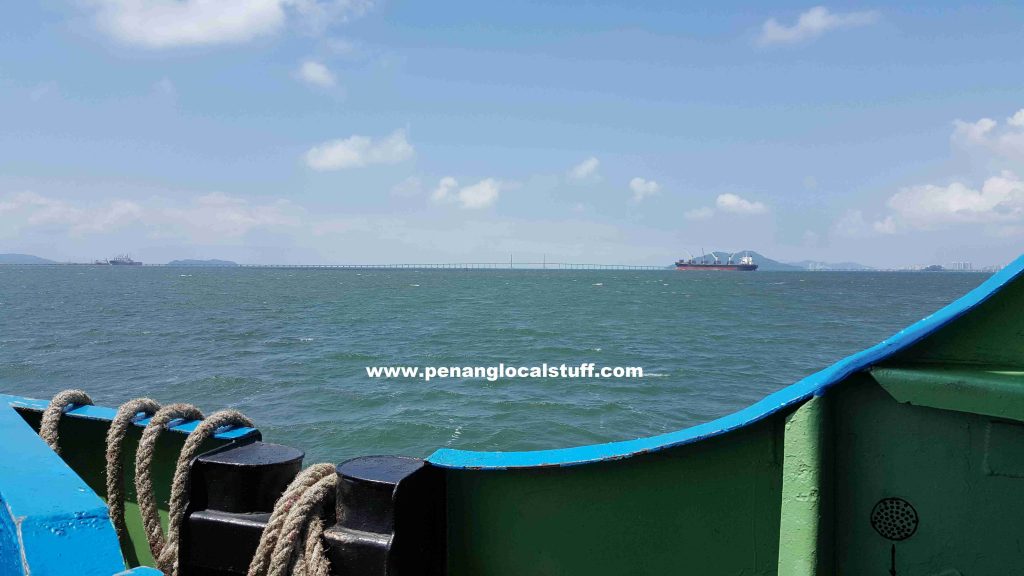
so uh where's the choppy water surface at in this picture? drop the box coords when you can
[0,266,988,462]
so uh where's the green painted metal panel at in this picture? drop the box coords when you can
[873,367,1024,422]
[832,374,1024,575]
[889,275,1024,368]
[777,395,828,575]
[445,417,785,576]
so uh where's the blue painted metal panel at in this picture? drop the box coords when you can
[0,396,259,573]
[114,568,163,575]
[1,397,256,440]
[0,399,126,575]
[429,255,1024,469]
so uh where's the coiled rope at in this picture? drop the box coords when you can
[39,389,93,453]
[133,402,204,572]
[106,397,162,542]
[40,390,335,576]
[247,463,337,576]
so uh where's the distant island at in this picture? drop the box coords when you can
[0,253,56,264]
[165,259,239,267]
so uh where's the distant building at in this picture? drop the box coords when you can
[950,261,973,271]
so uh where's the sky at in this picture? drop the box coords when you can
[1,1,1023,268]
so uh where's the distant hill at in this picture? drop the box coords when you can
[786,260,874,271]
[166,259,239,267]
[0,253,55,264]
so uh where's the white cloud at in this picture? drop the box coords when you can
[458,179,502,209]
[952,114,1024,161]
[684,207,714,220]
[568,157,600,181]
[629,177,659,201]
[431,177,459,203]
[830,210,898,238]
[287,0,374,33]
[1010,109,1024,128]
[716,193,767,214]
[952,118,997,146]
[297,60,336,88]
[884,172,1024,229]
[87,0,374,48]
[90,0,287,48]
[0,190,302,241]
[873,216,897,235]
[305,130,414,171]
[431,177,501,209]
[0,192,83,231]
[849,108,1024,240]
[161,192,302,238]
[759,6,879,46]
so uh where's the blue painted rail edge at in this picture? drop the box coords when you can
[428,254,1024,470]
[1,396,258,440]
[0,396,127,575]
[0,396,260,574]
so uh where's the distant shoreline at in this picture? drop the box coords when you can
[0,262,998,273]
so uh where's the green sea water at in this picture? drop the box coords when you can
[0,266,989,463]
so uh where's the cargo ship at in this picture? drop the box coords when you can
[108,254,142,266]
[675,251,757,271]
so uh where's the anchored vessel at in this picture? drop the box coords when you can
[675,251,757,271]
[2,255,1024,575]
[93,254,143,265]
[109,254,143,266]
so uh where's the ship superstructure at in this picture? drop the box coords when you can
[104,254,142,266]
[675,251,757,271]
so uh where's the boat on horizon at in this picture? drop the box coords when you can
[675,250,758,271]
[99,254,143,266]
[3,254,1024,575]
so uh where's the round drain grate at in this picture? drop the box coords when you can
[870,497,918,541]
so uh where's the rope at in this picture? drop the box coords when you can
[43,391,333,576]
[105,397,161,542]
[156,409,254,576]
[247,463,337,576]
[134,403,204,567]
[39,389,93,454]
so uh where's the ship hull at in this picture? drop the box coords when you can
[674,264,757,271]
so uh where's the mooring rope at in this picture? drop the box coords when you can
[105,397,162,542]
[42,390,334,576]
[247,463,337,576]
[39,389,93,454]
[156,409,254,576]
[133,402,204,569]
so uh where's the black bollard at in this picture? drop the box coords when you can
[324,456,446,576]
[181,441,304,576]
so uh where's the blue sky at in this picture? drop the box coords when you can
[2,1,1023,267]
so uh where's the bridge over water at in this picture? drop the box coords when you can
[229,262,668,270]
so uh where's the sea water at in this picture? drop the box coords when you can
[0,266,988,463]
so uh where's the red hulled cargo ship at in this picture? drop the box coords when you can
[675,252,758,271]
